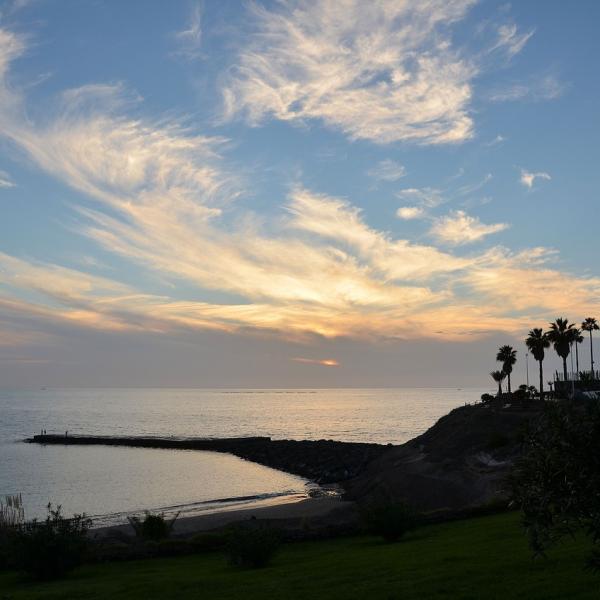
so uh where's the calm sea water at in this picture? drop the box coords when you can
[0,388,486,524]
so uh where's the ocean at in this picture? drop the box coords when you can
[0,387,487,525]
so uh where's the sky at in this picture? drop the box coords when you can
[0,0,599,388]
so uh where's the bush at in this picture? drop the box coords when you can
[190,532,228,553]
[13,504,91,581]
[90,540,135,563]
[156,539,193,557]
[128,512,179,542]
[0,528,18,571]
[509,401,600,568]
[226,525,281,568]
[480,393,495,404]
[513,387,527,401]
[0,494,25,571]
[363,502,417,542]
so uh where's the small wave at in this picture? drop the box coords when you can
[89,489,310,527]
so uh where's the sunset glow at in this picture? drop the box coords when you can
[0,1,598,387]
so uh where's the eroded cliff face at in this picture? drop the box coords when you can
[343,401,544,512]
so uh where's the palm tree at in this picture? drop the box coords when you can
[547,318,577,381]
[496,345,517,394]
[573,328,584,376]
[490,370,506,396]
[581,317,599,377]
[526,328,550,400]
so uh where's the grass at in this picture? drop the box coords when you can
[0,512,596,599]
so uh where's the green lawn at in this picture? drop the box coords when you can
[1,512,597,599]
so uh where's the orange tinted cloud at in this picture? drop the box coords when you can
[0,27,598,350]
[292,358,340,367]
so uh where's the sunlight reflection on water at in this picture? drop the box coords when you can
[0,387,486,522]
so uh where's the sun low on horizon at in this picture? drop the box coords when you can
[0,0,599,388]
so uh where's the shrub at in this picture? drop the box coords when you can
[0,528,18,571]
[509,400,600,569]
[190,532,228,553]
[226,525,281,568]
[363,502,417,542]
[128,511,179,542]
[513,387,528,401]
[156,539,193,557]
[0,494,25,571]
[480,393,495,404]
[90,540,134,563]
[13,504,91,581]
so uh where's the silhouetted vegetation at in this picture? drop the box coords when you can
[5,512,594,599]
[496,345,517,394]
[582,317,599,375]
[547,318,577,382]
[154,539,194,557]
[12,504,91,581]
[226,525,281,568]
[509,400,600,568]
[490,316,599,400]
[513,384,536,401]
[526,328,550,400]
[573,328,584,373]
[490,370,506,396]
[362,502,417,543]
[190,531,228,553]
[0,494,25,571]
[128,511,179,541]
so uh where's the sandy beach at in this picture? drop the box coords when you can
[94,496,356,538]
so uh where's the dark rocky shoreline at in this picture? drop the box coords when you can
[27,400,546,510]
[26,434,392,484]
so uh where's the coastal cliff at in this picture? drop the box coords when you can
[343,400,544,511]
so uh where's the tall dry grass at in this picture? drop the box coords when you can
[0,494,25,528]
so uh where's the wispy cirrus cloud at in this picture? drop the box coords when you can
[0,169,15,187]
[396,187,445,210]
[489,23,534,59]
[222,0,477,145]
[455,173,492,197]
[429,210,508,246]
[394,173,492,221]
[367,159,406,183]
[0,0,34,18]
[0,24,599,349]
[520,169,551,189]
[484,134,506,147]
[488,73,565,102]
[172,2,203,60]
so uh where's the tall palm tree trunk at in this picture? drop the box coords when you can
[507,373,511,394]
[539,360,544,401]
[563,357,568,381]
[591,330,595,377]
[497,382,502,395]
[575,342,579,375]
